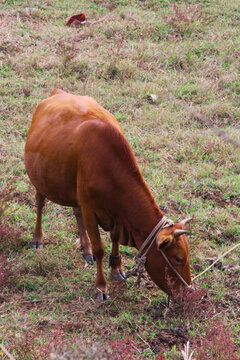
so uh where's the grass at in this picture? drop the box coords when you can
[0,0,239,359]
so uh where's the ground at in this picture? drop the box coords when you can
[0,0,239,359]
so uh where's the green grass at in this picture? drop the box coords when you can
[0,0,239,359]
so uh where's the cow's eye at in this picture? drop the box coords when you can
[175,256,183,264]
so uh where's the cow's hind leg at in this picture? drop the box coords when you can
[73,207,94,265]
[109,237,126,282]
[32,191,45,249]
[81,207,109,300]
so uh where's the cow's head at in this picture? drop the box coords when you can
[146,218,192,295]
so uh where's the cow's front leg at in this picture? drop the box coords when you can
[73,207,94,265]
[109,238,126,282]
[82,208,109,300]
[31,191,45,249]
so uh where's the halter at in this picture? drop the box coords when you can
[134,216,191,289]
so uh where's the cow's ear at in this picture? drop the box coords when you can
[156,235,175,250]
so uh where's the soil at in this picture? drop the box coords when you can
[13,191,35,207]
[192,188,240,208]
[150,327,188,352]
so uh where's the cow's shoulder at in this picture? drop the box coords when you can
[48,88,67,97]
[44,90,123,133]
[30,90,123,139]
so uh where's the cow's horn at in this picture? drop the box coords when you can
[179,217,193,225]
[174,229,187,238]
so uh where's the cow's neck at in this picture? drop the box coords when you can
[122,180,164,251]
[107,127,165,249]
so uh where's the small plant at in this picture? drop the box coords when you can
[155,353,166,360]
[172,286,212,320]
[166,4,202,37]
[109,338,143,360]
[21,251,61,277]
[172,4,201,25]
[193,319,239,360]
[2,329,64,360]
[106,35,126,80]
[164,274,238,360]
[181,342,195,360]
[166,273,213,321]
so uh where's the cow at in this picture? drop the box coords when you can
[24,89,192,300]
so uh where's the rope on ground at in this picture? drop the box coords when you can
[169,95,240,148]
[192,242,240,281]
[192,111,240,148]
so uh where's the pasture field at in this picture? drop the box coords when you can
[0,0,239,359]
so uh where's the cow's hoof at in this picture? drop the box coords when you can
[96,290,110,301]
[83,254,95,265]
[31,243,43,249]
[111,269,126,282]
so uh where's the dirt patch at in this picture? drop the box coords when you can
[191,187,240,208]
[0,41,22,56]
[38,319,83,333]
[195,188,224,205]
[150,327,188,352]
[13,191,34,207]
[167,199,184,215]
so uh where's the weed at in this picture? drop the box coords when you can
[193,319,239,360]
[181,342,194,360]
[110,338,143,359]
[2,329,64,360]
[163,275,239,359]
[164,4,202,37]
[105,35,126,80]
[165,273,213,321]
[172,4,201,26]
[155,353,166,360]
[21,251,61,277]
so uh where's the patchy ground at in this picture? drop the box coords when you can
[0,0,239,359]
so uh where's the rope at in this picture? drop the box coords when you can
[159,249,191,289]
[126,217,240,289]
[137,216,173,258]
[168,94,240,148]
[193,111,240,148]
[126,216,195,289]
[125,256,147,286]
[192,242,240,281]
[126,216,175,286]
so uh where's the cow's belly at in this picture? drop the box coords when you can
[25,151,78,207]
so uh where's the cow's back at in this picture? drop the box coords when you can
[24,90,125,207]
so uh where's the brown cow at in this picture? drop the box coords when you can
[24,89,192,300]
